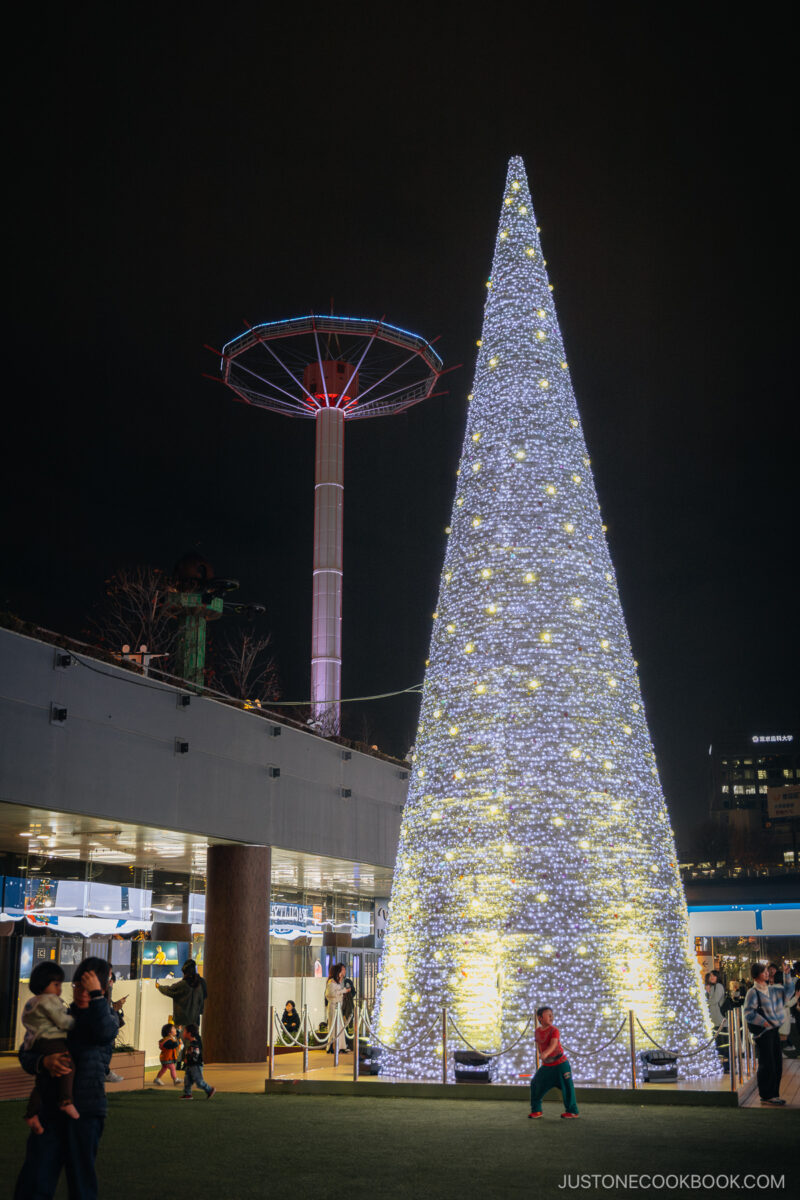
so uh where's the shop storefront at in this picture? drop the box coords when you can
[1,846,389,1066]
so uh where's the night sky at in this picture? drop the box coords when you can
[4,10,796,847]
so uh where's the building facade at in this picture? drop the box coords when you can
[0,625,407,1061]
[709,731,799,862]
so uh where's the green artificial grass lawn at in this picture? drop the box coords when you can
[1,1092,797,1200]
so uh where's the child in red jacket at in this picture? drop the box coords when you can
[528,1006,580,1119]
[154,1024,182,1086]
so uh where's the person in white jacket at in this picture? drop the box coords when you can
[705,970,728,1071]
[325,963,351,1054]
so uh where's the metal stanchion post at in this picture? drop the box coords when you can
[268,1005,275,1081]
[628,1010,637,1090]
[333,1004,340,1067]
[734,1008,744,1083]
[534,1004,540,1071]
[442,1007,448,1086]
[727,1011,736,1091]
[353,1001,360,1083]
[302,1005,309,1074]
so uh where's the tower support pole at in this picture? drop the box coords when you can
[311,407,344,731]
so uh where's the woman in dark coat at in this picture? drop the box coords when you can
[156,960,206,1027]
[281,1001,301,1037]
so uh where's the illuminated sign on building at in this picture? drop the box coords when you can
[751,734,794,744]
[767,787,800,820]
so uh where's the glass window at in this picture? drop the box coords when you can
[757,770,767,780]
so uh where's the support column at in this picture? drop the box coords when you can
[311,407,344,732]
[202,844,270,1062]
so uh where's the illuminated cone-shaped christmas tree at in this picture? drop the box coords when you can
[375,157,719,1084]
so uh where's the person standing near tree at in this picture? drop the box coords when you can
[325,964,350,1054]
[14,957,119,1200]
[745,961,795,1106]
[528,1006,579,1120]
[705,970,728,1071]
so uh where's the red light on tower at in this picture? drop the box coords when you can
[302,360,360,409]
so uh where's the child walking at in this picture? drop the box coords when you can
[528,1006,580,1119]
[154,1023,182,1086]
[21,962,79,1134]
[180,1024,216,1100]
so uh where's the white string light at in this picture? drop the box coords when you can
[374,156,719,1085]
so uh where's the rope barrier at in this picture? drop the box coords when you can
[273,1012,323,1048]
[360,1007,441,1054]
[564,1019,627,1058]
[447,1013,536,1060]
[635,1017,726,1059]
[273,1002,732,1076]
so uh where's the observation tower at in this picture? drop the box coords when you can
[219,315,443,731]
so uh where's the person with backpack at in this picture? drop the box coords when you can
[744,961,795,1106]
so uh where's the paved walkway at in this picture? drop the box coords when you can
[151,1047,794,1106]
[741,1052,800,1108]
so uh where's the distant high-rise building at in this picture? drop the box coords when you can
[709,730,799,854]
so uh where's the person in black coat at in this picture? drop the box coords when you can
[281,1001,301,1037]
[14,957,119,1200]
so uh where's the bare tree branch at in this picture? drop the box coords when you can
[88,565,178,659]
[216,629,280,701]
